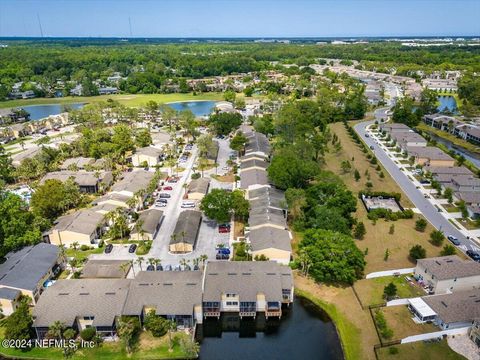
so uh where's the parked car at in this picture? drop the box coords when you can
[218,223,231,228]
[158,193,171,198]
[216,253,229,260]
[164,265,172,271]
[104,244,113,254]
[156,264,163,271]
[146,265,155,271]
[218,226,230,233]
[154,202,167,208]
[365,133,369,138]
[217,248,231,255]
[466,250,480,262]
[447,235,460,246]
[156,198,168,203]
[168,177,178,183]
[128,244,137,253]
[181,201,196,208]
[163,186,173,191]
[369,145,374,150]
[193,265,200,271]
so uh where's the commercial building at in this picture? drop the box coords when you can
[169,210,202,253]
[0,243,62,310]
[414,256,480,294]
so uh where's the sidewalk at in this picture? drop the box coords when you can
[365,268,415,279]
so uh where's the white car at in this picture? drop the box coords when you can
[154,202,167,208]
[181,201,196,208]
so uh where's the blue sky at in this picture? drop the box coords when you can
[0,0,478,37]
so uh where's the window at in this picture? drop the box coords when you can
[226,293,236,298]
[226,301,238,306]
[83,316,94,321]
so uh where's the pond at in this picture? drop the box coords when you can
[167,100,218,117]
[19,103,85,121]
[197,297,344,360]
[437,96,457,113]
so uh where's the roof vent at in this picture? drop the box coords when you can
[441,301,448,307]
[163,283,173,286]
[105,292,116,295]
[59,293,69,296]
[79,292,89,295]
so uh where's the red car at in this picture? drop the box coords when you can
[218,226,231,233]
[163,186,173,191]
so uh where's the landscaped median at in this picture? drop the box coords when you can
[0,325,193,360]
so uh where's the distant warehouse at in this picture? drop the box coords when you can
[169,210,202,253]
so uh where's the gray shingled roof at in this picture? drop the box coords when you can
[133,209,164,235]
[248,187,286,209]
[60,157,95,170]
[240,159,269,171]
[123,271,202,316]
[240,169,269,189]
[406,146,454,161]
[111,170,155,194]
[52,209,104,235]
[0,287,21,300]
[0,243,59,292]
[170,210,202,246]
[423,289,480,324]
[203,261,291,302]
[188,178,210,195]
[41,170,113,187]
[451,175,480,187]
[33,279,130,328]
[249,227,292,252]
[81,260,131,279]
[245,132,270,155]
[417,256,480,280]
[135,146,163,157]
[240,153,267,162]
[455,191,480,204]
[248,208,286,229]
[424,166,473,176]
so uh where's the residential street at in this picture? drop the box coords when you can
[354,111,480,254]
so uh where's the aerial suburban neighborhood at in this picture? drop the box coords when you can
[0,1,479,360]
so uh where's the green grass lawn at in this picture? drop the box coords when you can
[458,218,479,230]
[442,203,460,213]
[295,289,362,360]
[354,275,424,307]
[377,340,465,360]
[0,92,227,109]
[0,326,191,360]
[65,247,104,262]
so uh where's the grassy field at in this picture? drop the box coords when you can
[381,306,437,340]
[377,340,466,360]
[325,122,446,273]
[0,326,191,360]
[0,92,225,109]
[65,247,104,262]
[354,276,424,307]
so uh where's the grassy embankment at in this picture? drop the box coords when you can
[416,122,480,154]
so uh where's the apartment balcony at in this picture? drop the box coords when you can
[203,307,221,317]
[265,309,282,318]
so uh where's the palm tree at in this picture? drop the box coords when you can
[136,257,144,271]
[199,254,208,265]
[70,241,79,251]
[128,260,136,277]
[120,261,131,278]
[133,219,145,241]
[152,258,161,270]
[148,258,155,268]
[179,258,189,269]
[179,231,187,252]
[47,321,66,340]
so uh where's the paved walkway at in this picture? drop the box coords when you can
[448,334,480,360]
[401,327,469,344]
[365,268,414,279]
[386,299,410,306]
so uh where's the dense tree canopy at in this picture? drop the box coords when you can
[298,229,365,284]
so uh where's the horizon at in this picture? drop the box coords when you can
[0,0,479,38]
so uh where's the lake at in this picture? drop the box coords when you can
[167,100,217,117]
[197,297,344,360]
[19,103,85,121]
[437,96,457,113]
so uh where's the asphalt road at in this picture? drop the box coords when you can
[354,109,479,254]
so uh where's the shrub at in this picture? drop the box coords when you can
[409,244,426,260]
[374,310,393,339]
[191,173,201,180]
[80,327,96,341]
[430,230,445,246]
[389,346,399,355]
[441,244,456,256]
[144,310,169,337]
[80,245,90,251]
[415,218,427,232]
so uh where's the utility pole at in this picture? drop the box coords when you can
[37,13,44,37]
